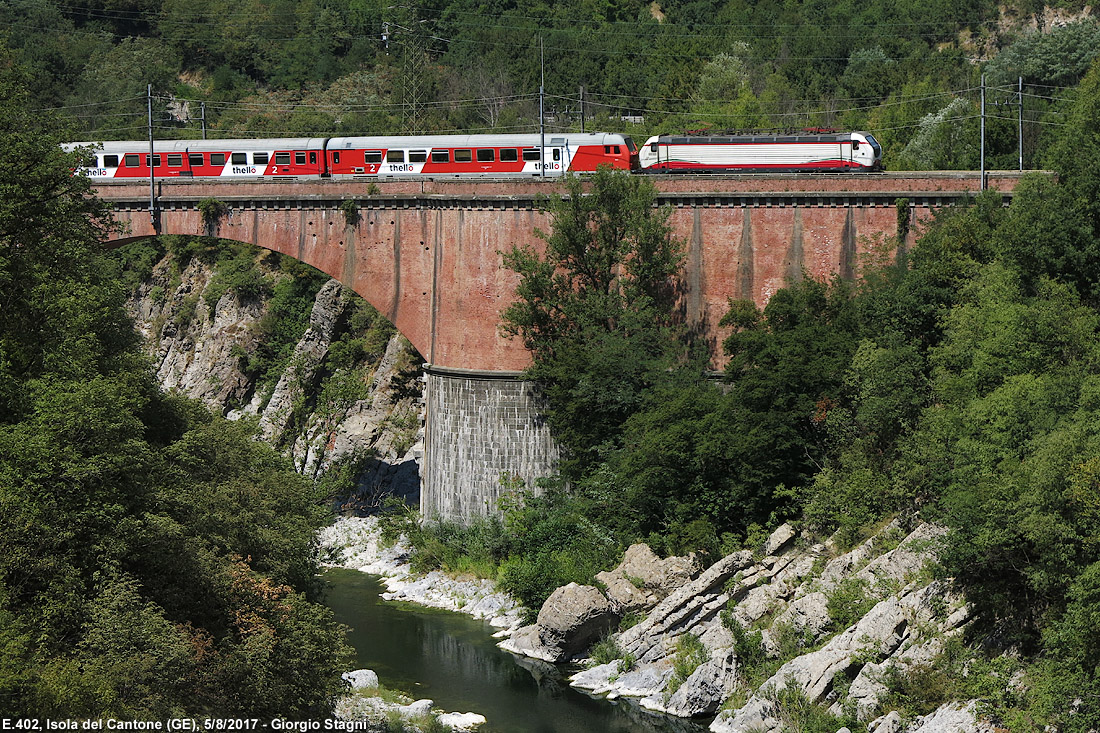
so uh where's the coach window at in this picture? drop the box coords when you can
[210,153,226,166]
[365,151,383,164]
[146,154,161,167]
[189,153,204,167]
[254,152,269,165]
[431,150,449,163]
[522,148,540,162]
[104,155,119,167]
[387,150,405,163]
[167,154,183,167]
[124,154,139,167]
[230,153,246,165]
[275,152,291,165]
[500,149,518,162]
[455,149,472,162]
[295,152,306,165]
[409,150,427,163]
[476,149,495,162]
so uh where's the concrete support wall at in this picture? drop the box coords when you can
[422,366,560,521]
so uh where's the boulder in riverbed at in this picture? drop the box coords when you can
[501,583,619,662]
[595,543,702,613]
[342,669,380,689]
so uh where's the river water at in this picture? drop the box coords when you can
[323,568,711,733]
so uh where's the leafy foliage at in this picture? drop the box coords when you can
[666,633,708,694]
[501,168,686,477]
[0,56,350,717]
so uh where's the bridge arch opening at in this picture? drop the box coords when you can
[108,232,561,523]
[109,235,428,507]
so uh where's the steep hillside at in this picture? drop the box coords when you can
[7,2,1099,170]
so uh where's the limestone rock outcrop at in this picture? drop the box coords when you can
[254,278,345,442]
[595,543,702,613]
[502,583,619,662]
[519,520,992,732]
[126,250,424,493]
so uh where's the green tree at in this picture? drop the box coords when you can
[500,168,686,477]
[985,21,1100,89]
[0,51,351,718]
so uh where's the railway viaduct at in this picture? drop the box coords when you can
[93,172,1027,521]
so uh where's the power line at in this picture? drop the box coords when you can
[867,114,982,133]
[49,0,1002,34]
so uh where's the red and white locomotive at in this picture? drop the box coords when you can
[67,133,638,180]
[637,131,883,172]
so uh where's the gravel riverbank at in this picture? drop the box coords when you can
[319,515,526,631]
[319,516,526,732]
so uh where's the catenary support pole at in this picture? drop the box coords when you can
[580,85,585,133]
[148,84,158,234]
[539,36,545,178]
[980,74,986,191]
[1018,77,1023,171]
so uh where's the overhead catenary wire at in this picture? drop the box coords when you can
[49,0,1004,37]
[46,85,983,129]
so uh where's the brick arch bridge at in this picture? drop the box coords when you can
[94,172,1026,521]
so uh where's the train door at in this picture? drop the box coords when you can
[547,139,565,174]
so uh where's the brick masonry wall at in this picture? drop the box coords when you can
[100,172,1027,372]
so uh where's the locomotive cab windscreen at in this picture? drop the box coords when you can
[852,132,883,170]
[637,135,663,169]
[622,136,640,169]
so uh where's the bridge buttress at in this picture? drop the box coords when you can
[422,365,559,521]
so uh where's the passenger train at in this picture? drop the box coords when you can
[66,130,882,180]
[66,133,636,180]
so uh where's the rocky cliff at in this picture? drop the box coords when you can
[122,242,424,504]
[503,519,999,733]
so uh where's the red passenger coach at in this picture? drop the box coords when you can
[66,139,329,179]
[325,133,636,178]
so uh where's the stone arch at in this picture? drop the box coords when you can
[104,196,546,373]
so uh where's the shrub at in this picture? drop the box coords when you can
[722,611,770,685]
[769,683,865,733]
[825,577,876,632]
[667,633,708,694]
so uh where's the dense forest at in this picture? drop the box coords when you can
[2,0,1098,167]
[0,58,353,717]
[387,57,1100,729]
